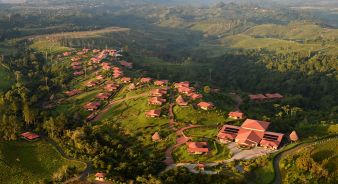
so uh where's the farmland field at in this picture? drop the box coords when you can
[0,140,86,184]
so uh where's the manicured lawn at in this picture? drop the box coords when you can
[30,40,70,55]
[184,126,218,139]
[173,105,226,126]
[173,140,230,163]
[0,140,86,184]
[101,96,169,132]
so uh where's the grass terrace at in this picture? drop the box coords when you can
[184,126,218,139]
[173,105,227,126]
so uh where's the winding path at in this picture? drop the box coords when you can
[43,137,91,183]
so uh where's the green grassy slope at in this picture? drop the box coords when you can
[0,140,86,184]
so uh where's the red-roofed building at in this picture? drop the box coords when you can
[217,125,240,143]
[86,81,97,88]
[90,57,101,63]
[259,132,284,150]
[93,49,101,53]
[176,95,188,106]
[218,119,284,149]
[71,57,81,62]
[21,132,40,140]
[140,77,152,83]
[289,131,299,142]
[197,102,214,110]
[189,93,203,100]
[249,94,267,101]
[83,102,101,111]
[95,172,106,182]
[174,81,190,88]
[228,111,245,119]
[96,75,104,80]
[65,89,82,97]
[154,80,168,86]
[241,119,270,132]
[152,132,161,141]
[121,77,131,83]
[96,93,111,100]
[148,97,166,106]
[186,142,210,154]
[71,62,81,66]
[72,65,83,70]
[146,109,161,118]
[150,89,167,97]
[73,71,84,76]
[105,83,119,92]
[63,52,72,57]
[265,93,284,100]
[119,60,133,68]
[178,86,194,94]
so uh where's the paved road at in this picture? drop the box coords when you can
[272,136,338,184]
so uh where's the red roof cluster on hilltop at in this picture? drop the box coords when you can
[218,119,284,149]
[21,132,40,140]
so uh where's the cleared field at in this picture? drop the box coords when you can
[184,126,218,139]
[173,105,226,126]
[0,140,86,184]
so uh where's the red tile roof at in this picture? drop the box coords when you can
[148,97,166,105]
[152,132,161,141]
[65,89,82,97]
[289,131,299,141]
[154,80,168,86]
[140,77,152,83]
[236,129,262,146]
[121,77,131,83]
[228,111,245,119]
[21,132,40,140]
[186,142,210,153]
[145,109,161,117]
[265,93,284,99]
[95,172,106,178]
[241,119,270,131]
[176,95,188,106]
[83,102,101,110]
[249,94,267,101]
[174,81,190,88]
[197,102,214,110]
[96,93,111,100]
[150,89,167,97]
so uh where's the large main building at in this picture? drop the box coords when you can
[217,119,284,150]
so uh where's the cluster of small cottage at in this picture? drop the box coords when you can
[20,48,300,182]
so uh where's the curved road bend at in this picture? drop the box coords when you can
[273,136,338,184]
